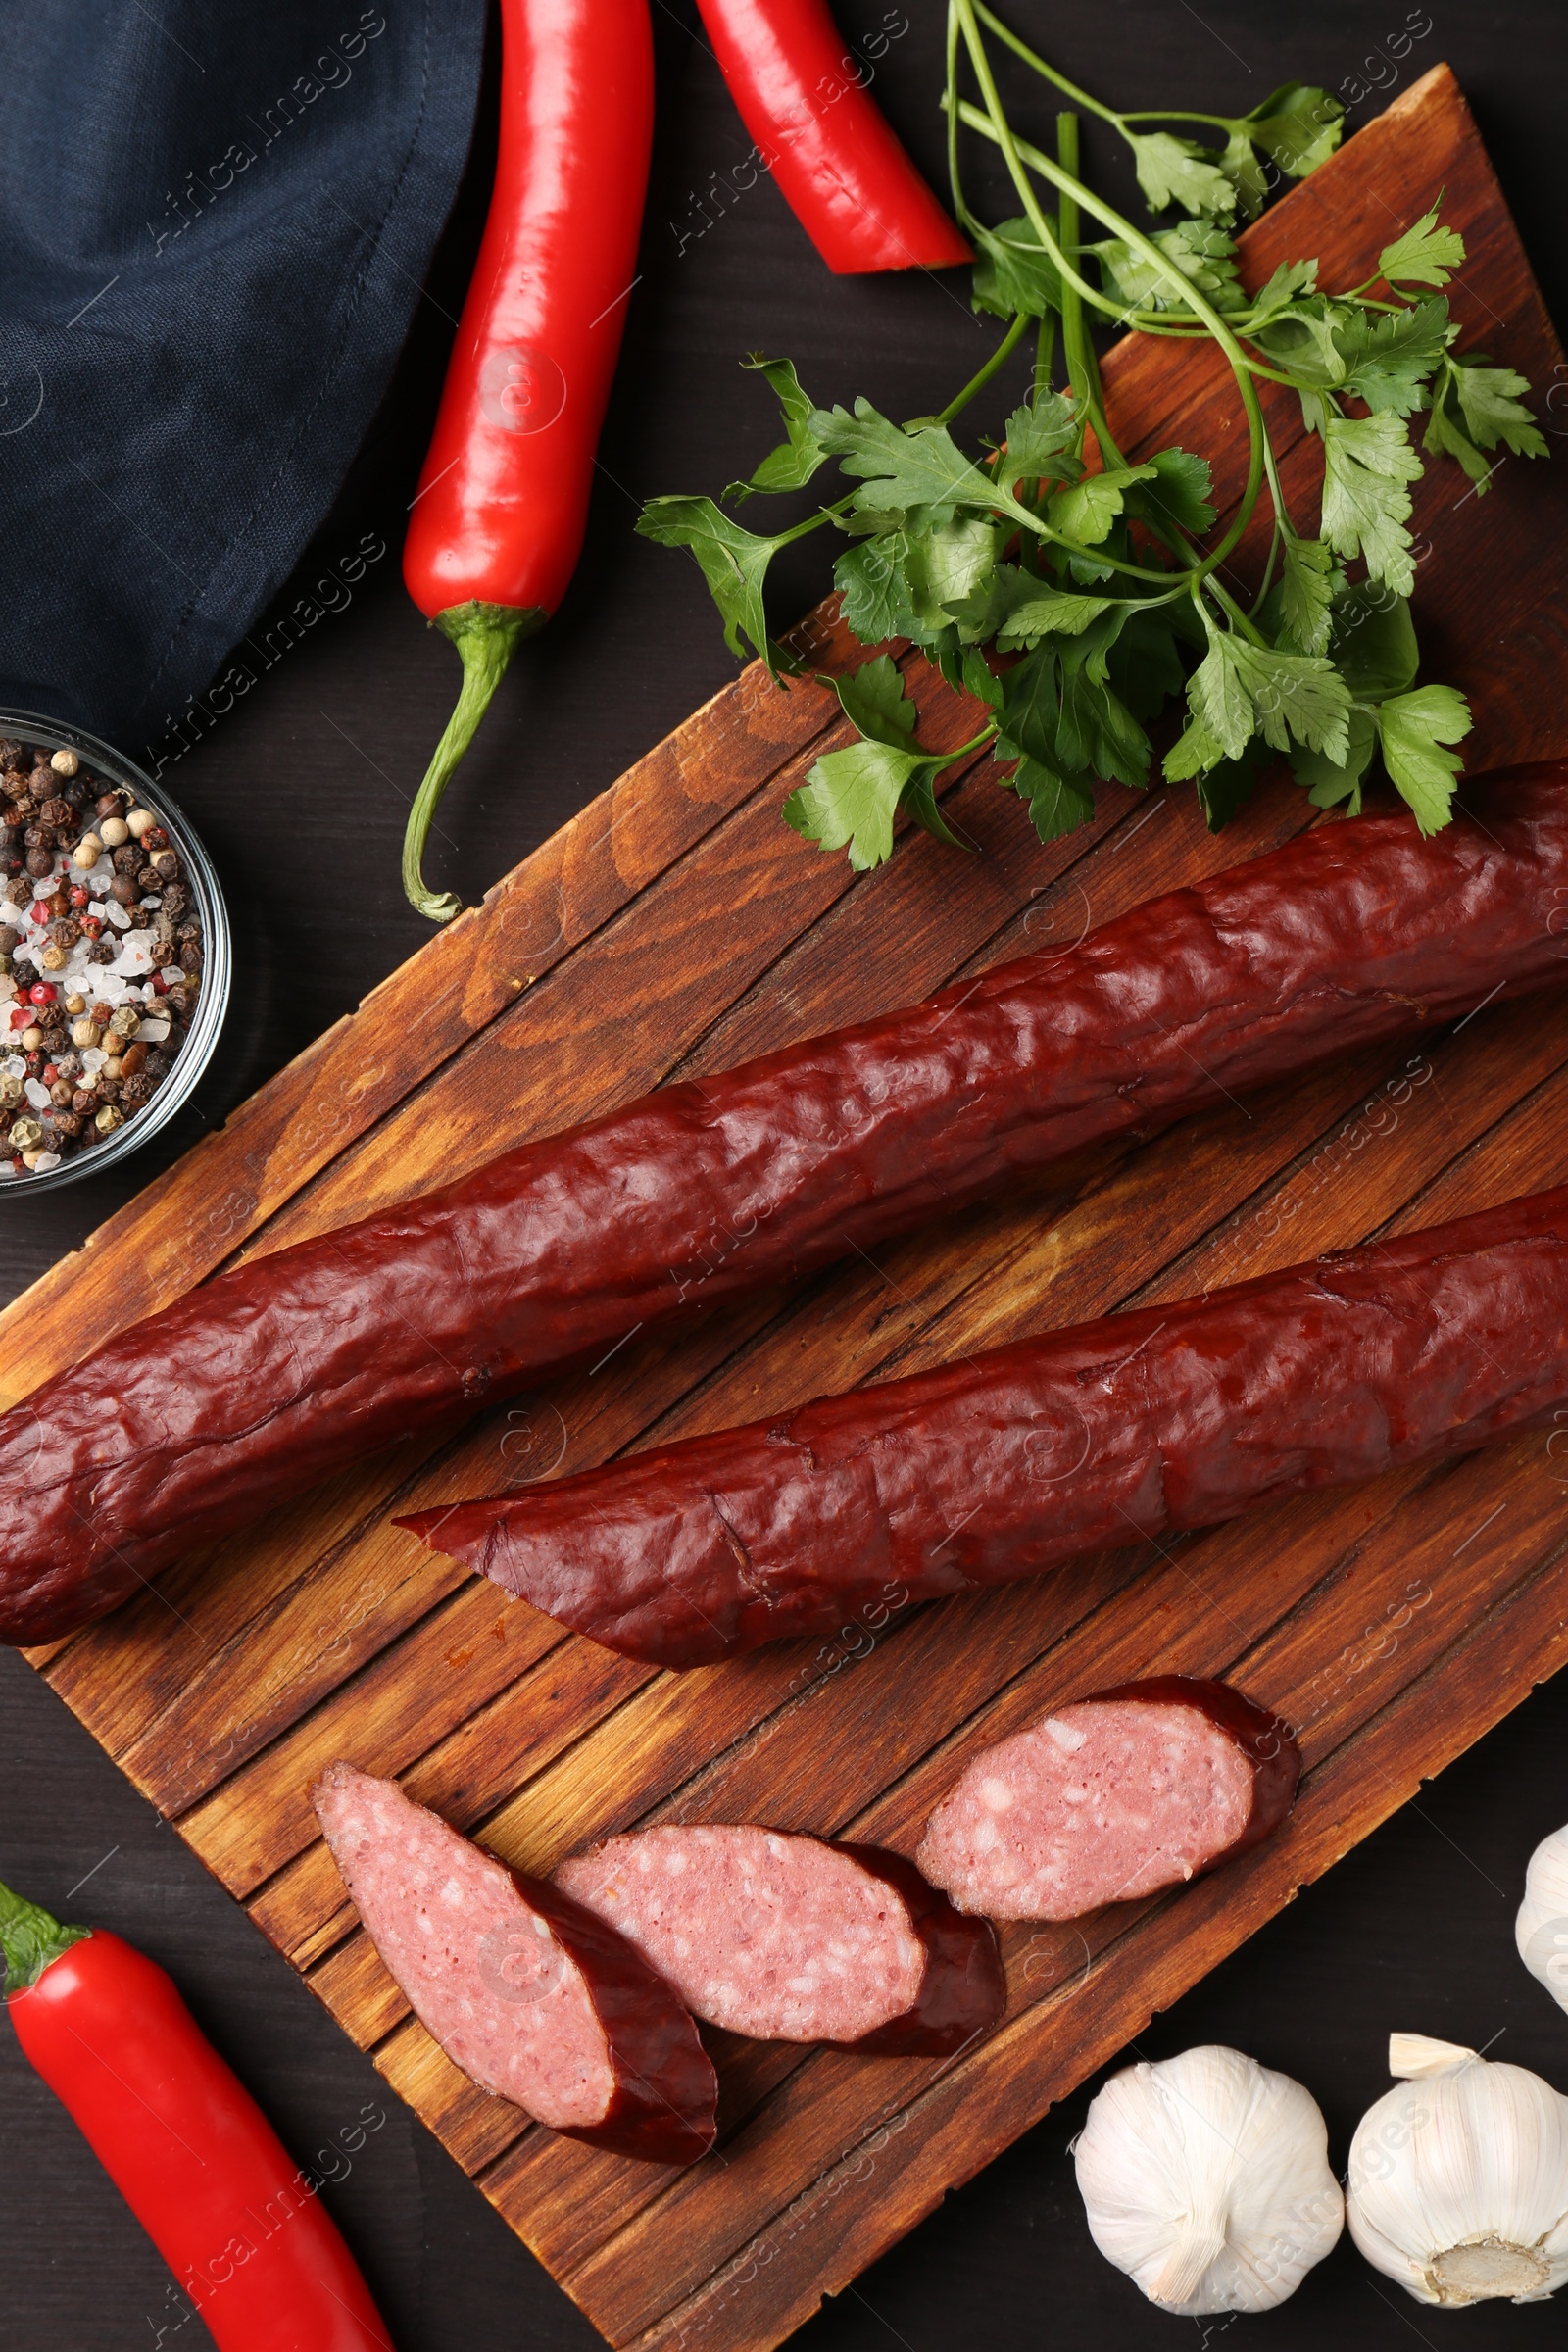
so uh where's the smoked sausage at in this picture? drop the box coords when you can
[314,1764,716,2165]
[403,1185,1568,1665]
[555,1824,1004,2051]
[918,1679,1298,1919]
[7,770,1568,1643]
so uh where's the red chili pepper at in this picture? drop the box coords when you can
[400,0,655,923]
[694,0,971,273]
[0,1877,391,2351]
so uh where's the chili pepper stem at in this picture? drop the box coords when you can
[405,600,547,924]
[0,1873,89,1994]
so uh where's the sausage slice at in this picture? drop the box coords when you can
[555,1824,1004,2052]
[313,1764,716,2165]
[917,1678,1298,1921]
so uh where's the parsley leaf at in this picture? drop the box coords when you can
[811,398,1033,532]
[1047,465,1157,546]
[1241,82,1345,177]
[783,741,921,868]
[830,652,918,749]
[783,657,972,868]
[1250,259,1319,321]
[1005,756,1097,842]
[725,357,828,500]
[1450,357,1549,458]
[1333,297,1451,416]
[1376,683,1472,832]
[1128,130,1236,219]
[1196,738,1272,830]
[972,217,1062,319]
[1253,295,1350,387]
[1277,528,1334,656]
[1130,447,1217,538]
[996,583,1121,646]
[1328,580,1419,701]
[834,533,908,643]
[1291,707,1379,812]
[899,517,1003,637]
[1378,202,1466,289]
[636,496,799,670]
[1186,624,1350,762]
[1318,412,1422,594]
[994,393,1079,493]
[1094,222,1245,316]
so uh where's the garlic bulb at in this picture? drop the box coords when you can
[1348,2034,1568,2305]
[1517,1823,1568,2011]
[1073,2044,1344,2313]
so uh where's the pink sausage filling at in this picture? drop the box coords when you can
[556,1825,925,2043]
[316,1763,614,2129]
[918,1699,1254,1920]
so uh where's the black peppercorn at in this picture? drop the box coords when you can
[0,740,21,771]
[162,883,190,921]
[71,1088,95,1116]
[137,866,161,894]
[5,878,30,908]
[110,875,139,907]
[143,1048,172,1077]
[93,793,122,821]
[178,940,202,972]
[87,940,116,965]
[52,1108,83,1139]
[37,799,72,830]
[151,850,180,882]
[120,1072,154,1107]
[24,849,52,879]
[48,917,80,948]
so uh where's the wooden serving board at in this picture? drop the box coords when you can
[9,63,1568,2351]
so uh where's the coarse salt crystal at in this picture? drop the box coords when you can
[104,901,132,930]
[139,895,162,909]
[160,967,183,986]
[31,1152,60,1172]
[24,1079,50,1109]
[81,1047,106,1073]
[136,1017,172,1043]
[4,1056,24,1079]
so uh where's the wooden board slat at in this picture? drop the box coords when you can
[7,63,1568,2352]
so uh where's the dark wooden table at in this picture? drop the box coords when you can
[5,5,1568,2344]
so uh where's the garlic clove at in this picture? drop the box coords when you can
[1517,1822,1568,2012]
[1348,2033,1568,2306]
[1389,2032,1479,2079]
[1073,2044,1343,2315]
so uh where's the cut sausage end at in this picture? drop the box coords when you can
[918,1678,1299,1921]
[556,1824,1004,2054]
[313,1763,716,2165]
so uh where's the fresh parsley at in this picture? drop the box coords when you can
[642,3,1546,864]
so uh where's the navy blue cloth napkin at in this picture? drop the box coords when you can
[0,2,483,754]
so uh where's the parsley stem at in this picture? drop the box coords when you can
[1035,309,1056,399]
[950,22,1267,587]
[937,311,1032,426]
[969,1,1123,126]
[944,2,975,232]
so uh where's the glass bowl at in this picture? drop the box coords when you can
[0,711,230,1194]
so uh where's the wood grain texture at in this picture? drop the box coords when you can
[6,63,1568,2352]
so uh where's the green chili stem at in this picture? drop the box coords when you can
[0,1874,90,1996]
[404,602,546,924]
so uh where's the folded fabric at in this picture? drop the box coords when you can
[0,2,484,754]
